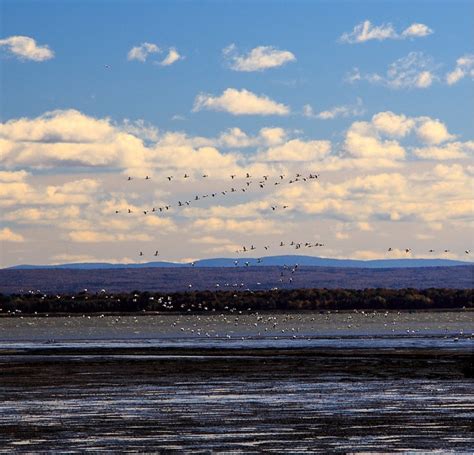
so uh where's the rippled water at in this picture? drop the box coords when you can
[0,311,473,453]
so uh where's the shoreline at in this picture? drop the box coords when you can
[2,306,473,318]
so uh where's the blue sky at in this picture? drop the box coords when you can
[0,0,473,266]
[2,0,473,134]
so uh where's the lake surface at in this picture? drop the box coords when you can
[0,311,473,453]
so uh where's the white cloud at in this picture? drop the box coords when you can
[159,47,183,66]
[446,54,474,85]
[304,98,364,120]
[0,227,25,242]
[350,52,473,89]
[343,121,406,160]
[193,88,289,116]
[223,44,296,71]
[339,21,433,43]
[190,235,233,245]
[348,52,436,89]
[0,170,30,182]
[413,141,473,160]
[258,127,287,146]
[339,20,397,43]
[0,35,54,61]
[259,139,331,162]
[273,163,473,232]
[0,108,472,265]
[50,254,135,264]
[372,111,415,137]
[127,43,182,66]
[193,217,282,234]
[68,230,153,243]
[0,109,148,171]
[416,118,455,145]
[127,42,160,62]
[401,23,433,38]
[120,119,159,142]
[217,126,286,148]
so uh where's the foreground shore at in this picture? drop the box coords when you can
[1,309,473,453]
[0,346,472,453]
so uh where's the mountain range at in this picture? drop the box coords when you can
[6,255,472,270]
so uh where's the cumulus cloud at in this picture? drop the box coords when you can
[127,42,182,65]
[1,109,467,181]
[401,23,434,38]
[120,119,159,142]
[303,98,364,120]
[372,112,415,137]
[0,110,275,177]
[259,139,331,162]
[273,163,473,232]
[348,52,436,89]
[343,121,406,160]
[0,227,25,242]
[340,112,467,164]
[127,42,160,62]
[159,47,183,66]
[339,20,432,44]
[0,177,102,209]
[68,230,153,243]
[0,109,148,171]
[413,141,474,160]
[0,35,54,61]
[339,20,397,43]
[0,107,472,265]
[217,127,286,148]
[193,88,290,116]
[446,54,474,85]
[0,170,30,182]
[193,217,282,234]
[223,44,296,71]
[416,118,455,144]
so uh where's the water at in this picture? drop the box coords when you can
[0,310,473,452]
[1,310,472,348]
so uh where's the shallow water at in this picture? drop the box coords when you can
[0,310,472,349]
[0,311,473,453]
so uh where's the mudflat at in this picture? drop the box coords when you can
[1,310,472,453]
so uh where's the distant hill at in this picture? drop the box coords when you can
[5,255,472,270]
[0,265,472,294]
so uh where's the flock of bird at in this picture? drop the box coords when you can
[117,171,319,216]
[387,248,471,255]
[138,245,470,259]
[138,240,324,259]
[8,305,468,344]
[115,171,472,261]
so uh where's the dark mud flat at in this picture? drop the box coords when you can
[0,348,473,453]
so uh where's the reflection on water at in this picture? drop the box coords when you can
[0,311,472,452]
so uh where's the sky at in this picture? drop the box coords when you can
[0,0,473,267]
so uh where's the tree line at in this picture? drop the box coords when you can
[0,288,472,315]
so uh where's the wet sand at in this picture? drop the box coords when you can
[0,311,472,452]
[0,347,473,453]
